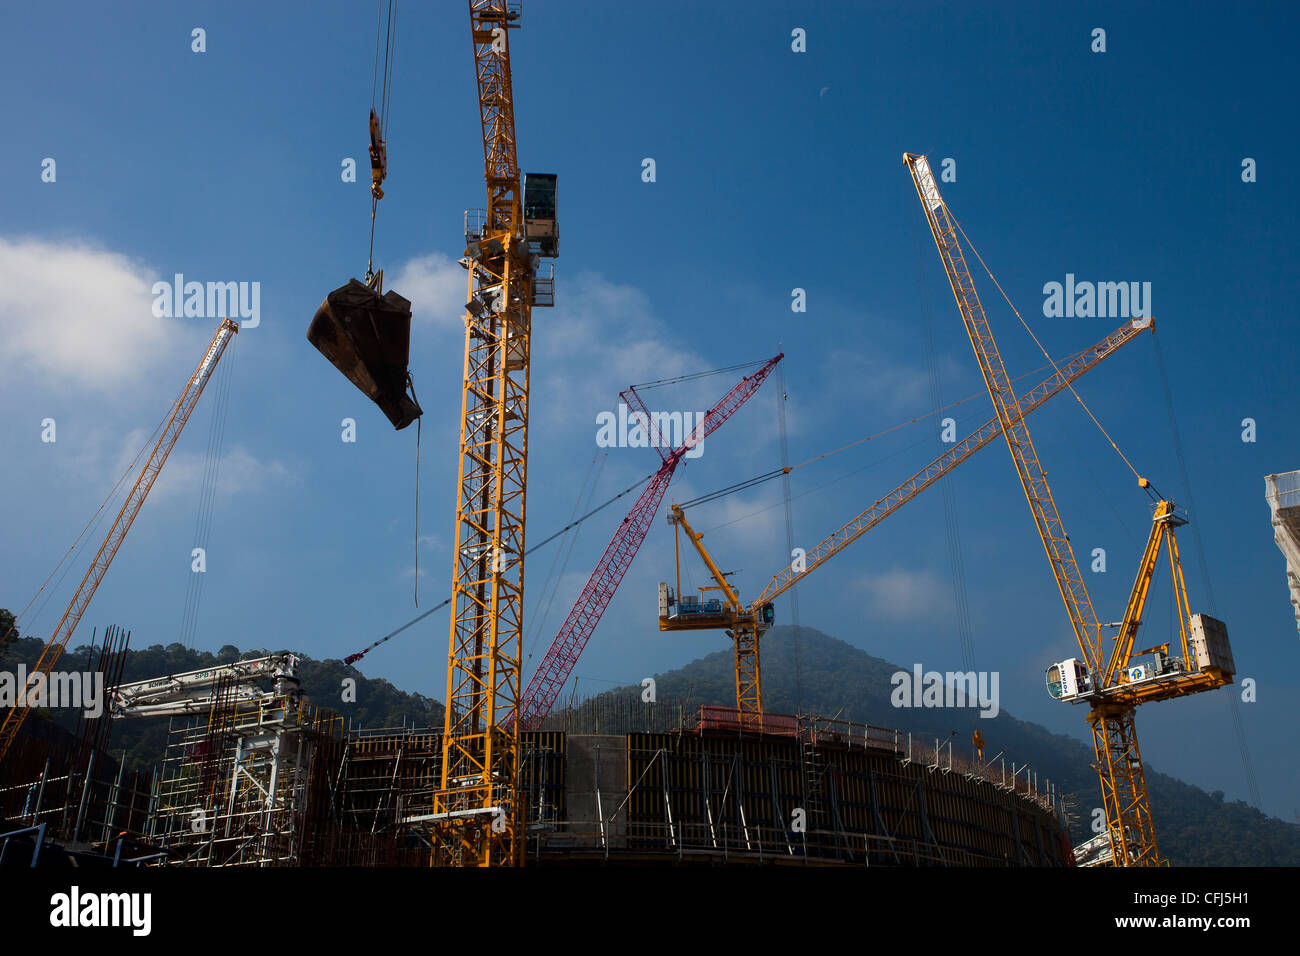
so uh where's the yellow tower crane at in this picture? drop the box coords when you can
[659,315,1148,727]
[903,152,1234,866]
[428,0,558,867]
[0,319,239,765]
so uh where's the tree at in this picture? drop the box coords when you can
[0,608,18,663]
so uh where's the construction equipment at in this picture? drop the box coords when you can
[368,108,388,201]
[0,319,239,765]
[108,654,300,720]
[658,320,1149,725]
[516,355,782,730]
[1265,470,1300,637]
[903,151,1233,866]
[430,0,558,867]
[308,279,421,429]
[307,0,421,431]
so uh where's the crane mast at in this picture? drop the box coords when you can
[0,319,239,765]
[431,0,538,867]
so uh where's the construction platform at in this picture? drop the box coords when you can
[2,695,1070,867]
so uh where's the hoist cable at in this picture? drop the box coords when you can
[7,412,168,644]
[524,455,606,667]
[679,340,1105,520]
[1153,331,1261,807]
[366,0,397,281]
[631,359,766,391]
[776,357,805,716]
[948,211,1149,491]
[411,373,421,608]
[915,210,978,678]
[346,469,657,665]
[179,336,237,648]
[677,470,788,510]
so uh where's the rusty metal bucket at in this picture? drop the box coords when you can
[307,278,422,430]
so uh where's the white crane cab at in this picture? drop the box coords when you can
[1046,658,1093,701]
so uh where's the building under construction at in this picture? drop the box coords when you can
[1,680,1071,868]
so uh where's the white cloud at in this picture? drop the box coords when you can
[390,253,467,332]
[0,235,183,389]
[820,347,961,415]
[535,271,696,414]
[857,566,949,621]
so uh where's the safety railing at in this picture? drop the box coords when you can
[0,823,46,867]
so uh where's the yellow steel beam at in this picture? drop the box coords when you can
[1089,704,1161,866]
[669,505,744,612]
[904,151,1105,673]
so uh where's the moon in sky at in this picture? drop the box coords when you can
[819,86,830,98]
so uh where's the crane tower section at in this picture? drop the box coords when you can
[432,0,557,868]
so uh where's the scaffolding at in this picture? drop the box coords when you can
[3,698,1069,867]
[322,727,565,865]
[148,694,342,866]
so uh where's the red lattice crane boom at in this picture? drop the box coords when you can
[516,354,783,729]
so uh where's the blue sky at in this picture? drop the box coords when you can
[2,1,1297,819]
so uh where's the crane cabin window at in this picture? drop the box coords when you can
[1046,664,1065,699]
[523,173,559,258]
[524,173,556,220]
